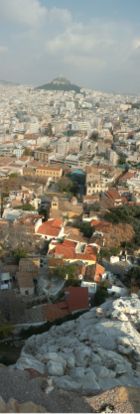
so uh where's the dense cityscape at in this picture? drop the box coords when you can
[0,0,140,411]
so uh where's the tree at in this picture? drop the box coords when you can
[22,203,35,211]
[118,153,127,165]
[0,292,26,324]
[104,205,140,248]
[13,247,27,264]
[9,173,19,178]
[47,123,53,136]
[80,222,93,238]
[57,177,75,193]
[23,148,33,156]
[99,246,120,259]
[38,205,50,221]
[124,266,140,290]
[93,286,109,306]
[51,264,79,281]
[74,220,93,238]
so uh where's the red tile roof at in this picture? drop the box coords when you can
[119,171,135,182]
[42,303,69,322]
[65,286,89,313]
[94,263,105,283]
[91,219,101,227]
[37,218,62,237]
[106,189,122,200]
[51,240,96,262]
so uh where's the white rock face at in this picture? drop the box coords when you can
[16,296,140,392]
[46,360,65,376]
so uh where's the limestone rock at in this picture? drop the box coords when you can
[46,360,65,376]
[16,355,45,374]
[54,375,82,391]
[74,345,92,367]
[41,352,66,367]
[16,296,140,392]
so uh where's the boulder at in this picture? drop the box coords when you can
[74,345,92,367]
[16,355,45,374]
[54,375,82,392]
[46,360,65,376]
[60,353,76,369]
[97,366,116,379]
[40,352,66,369]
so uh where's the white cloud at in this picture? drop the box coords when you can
[46,19,133,70]
[46,7,72,24]
[0,1,140,92]
[0,45,8,53]
[0,0,47,27]
[64,54,106,70]
[0,1,72,28]
[133,38,140,49]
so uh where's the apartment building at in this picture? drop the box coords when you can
[35,165,63,181]
[34,150,49,163]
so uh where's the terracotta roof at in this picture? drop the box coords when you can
[36,165,62,172]
[105,189,122,200]
[52,240,96,262]
[37,218,62,237]
[119,171,135,182]
[91,219,102,227]
[65,286,89,312]
[94,263,105,283]
[95,221,112,233]
[42,302,69,322]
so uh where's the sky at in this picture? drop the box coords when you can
[0,0,140,93]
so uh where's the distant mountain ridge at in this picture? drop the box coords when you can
[37,77,81,93]
[0,79,18,86]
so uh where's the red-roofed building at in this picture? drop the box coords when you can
[35,218,64,241]
[118,171,136,185]
[42,302,69,322]
[65,286,89,313]
[94,263,106,283]
[101,188,127,208]
[49,239,96,264]
[30,287,89,322]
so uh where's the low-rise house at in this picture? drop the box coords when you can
[26,286,89,323]
[101,188,127,208]
[35,218,64,241]
[49,196,83,220]
[16,257,40,295]
[94,263,106,283]
[81,280,97,294]
[64,286,89,313]
[48,239,97,265]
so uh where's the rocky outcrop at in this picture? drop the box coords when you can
[16,295,140,393]
[86,386,140,413]
[0,396,46,412]
[0,386,140,413]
